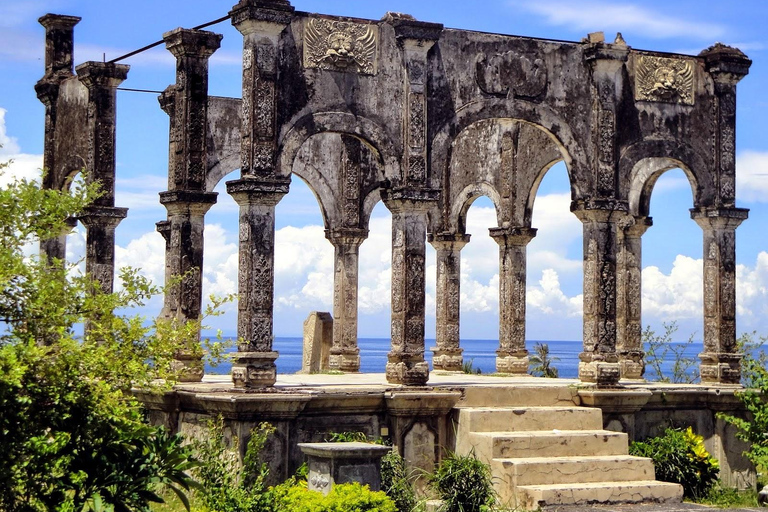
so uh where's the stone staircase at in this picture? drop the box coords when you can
[453,386,683,510]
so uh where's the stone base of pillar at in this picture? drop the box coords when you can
[619,351,645,381]
[430,347,463,372]
[171,352,204,383]
[386,355,429,386]
[578,354,621,387]
[329,350,361,373]
[495,351,529,375]
[699,352,742,385]
[232,351,279,389]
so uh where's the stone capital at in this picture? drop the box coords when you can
[229,0,294,38]
[325,227,368,247]
[34,79,60,106]
[156,220,171,243]
[39,13,81,30]
[77,206,128,229]
[584,42,629,75]
[690,206,748,231]
[571,198,629,223]
[76,62,130,90]
[381,187,439,213]
[226,177,290,206]
[428,232,471,252]
[624,215,653,238]
[700,43,751,87]
[159,190,218,216]
[163,28,223,59]
[488,226,537,247]
[158,86,176,115]
[384,13,443,53]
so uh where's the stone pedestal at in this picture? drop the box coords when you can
[302,311,333,374]
[298,442,392,495]
[326,228,367,372]
[429,232,470,372]
[489,226,536,375]
[692,207,748,384]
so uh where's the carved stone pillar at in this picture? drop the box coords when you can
[572,200,627,387]
[230,0,294,177]
[227,178,289,388]
[429,232,470,372]
[35,14,80,265]
[692,207,748,384]
[489,227,537,375]
[78,208,128,294]
[326,228,368,372]
[384,196,432,386]
[616,215,652,381]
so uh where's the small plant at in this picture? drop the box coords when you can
[430,450,495,512]
[529,342,559,378]
[643,322,699,383]
[326,431,371,443]
[462,359,482,375]
[273,481,396,512]
[629,427,719,499]
[699,482,759,508]
[380,449,416,512]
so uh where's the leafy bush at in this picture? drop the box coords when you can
[325,431,371,443]
[429,451,495,512]
[273,482,396,512]
[529,342,559,378]
[380,449,416,512]
[192,417,275,512]
[629,427,719,498]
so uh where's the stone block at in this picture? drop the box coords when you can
[298,442,392,495]
[302,311,333,374]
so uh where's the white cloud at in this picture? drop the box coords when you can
[736,150,768,203]
[511,0,725,40]
[642,255,703,320]
[0,108,44,186]
[527,268,583,317]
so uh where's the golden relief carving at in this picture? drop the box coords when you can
[635,55,695,105]
[303,18,378,75]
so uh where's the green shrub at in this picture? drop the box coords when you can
[274,481,396,512]
[629,427,719,499]
[380,449,416,512]
[529,342,559,378]
[430,451,495,512]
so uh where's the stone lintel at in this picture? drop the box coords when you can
[690,206,748,229]
[159,190,218,215]
[571,198,629,222]
[76,62,130,90]
[227,177,290,205]
[578,388,652,414]
[700,43,752,85]
[325,227,369,246]
[229,0,294,36]
[488,226,537,246]
[78,206,128,228]
[299,442,392,460]
[385,390,461,416]
[180,392,311,419]
[163,28,223,59]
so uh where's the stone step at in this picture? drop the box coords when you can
[515,480,684,511]
[456,385,579,408]
[457,406,603,434]
[493,455,655,487]
[468,429,628,460]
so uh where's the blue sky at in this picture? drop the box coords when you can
[1,0,767,342]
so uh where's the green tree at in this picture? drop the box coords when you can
[643,322,699,383]
[529,342,559,378]
[0,169,200,511]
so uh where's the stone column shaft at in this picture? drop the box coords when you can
[385,199,430,385]
[326,228,368,372]
[692,207,748,384]
[489,227,536,374]
[78,207,129,294]
[227,179,289,388]
[616,216,651,380]
[573,201,627,386]
[429,232,470,371]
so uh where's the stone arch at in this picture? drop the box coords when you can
[54,155,87,192]
[450,182,502,234]
[621,139,711,217]
[522,154,564,228]
[205,153,240,192]
[431,98,587,199]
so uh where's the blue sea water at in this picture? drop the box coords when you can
[204,337,705,380]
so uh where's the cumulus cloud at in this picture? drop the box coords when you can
[736,151,768,203]
[0,109,43,185]
[527,268,583,317]
[642,255,703,320]
[511,0,725,40]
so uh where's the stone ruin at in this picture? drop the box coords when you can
[35,1,751,390]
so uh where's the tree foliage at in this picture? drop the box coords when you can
[529,342,559,378]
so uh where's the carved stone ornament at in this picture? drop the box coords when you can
[304,18,378,75]
[476,51,547,100]
[635,55,695,105]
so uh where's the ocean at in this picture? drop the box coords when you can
[204,337,706,381]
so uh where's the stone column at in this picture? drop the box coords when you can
[227,179,289,388]
[572,200,627,387]
[429,232,470,372]
[78,208,128,293]
[616,216,652,381]
[35,14,81,265]
[326,228,368,372]
[489,227,537,375]
[692,207,748,384]
[384,197,431,386]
